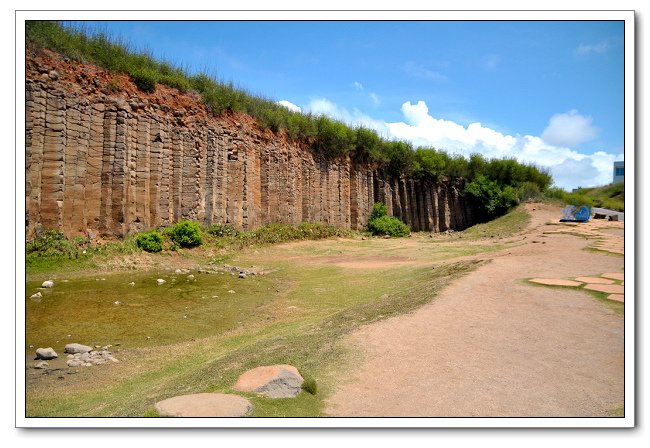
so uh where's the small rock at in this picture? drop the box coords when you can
[93,358,106,365]
[35,347,58,360]
[187,274,195,280]
[30,292,42,300]
[228,290,235,294]
[128,282,135,287]
[233,365,304,398]
[175,269,182,274]
[41,280,54,288]
[238,272,247,279]
[114,301,121,305]
[108,357,120,363]
[83,363,92,367]
[67,354,74,359]
[64,343,93,354]
[157,279,166,286]
[67,360,81,367]
[49,70,59,80]
[34,361,49,369]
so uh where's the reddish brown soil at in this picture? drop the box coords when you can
[326,203,624,417]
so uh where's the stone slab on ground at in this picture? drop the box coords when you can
[607,294,625,303]
[233,364,304,398]
[529,278,583,287]
[584,284,625,294]
[574,276,614,285]
[601,272,625,281]
[154,393,252,417]
[64,343,93,354]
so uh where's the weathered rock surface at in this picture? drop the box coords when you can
[154,393,252,417]
[233,364,304,398]
[35,347,58,360]
[34,361,49,369]
[25,49,477,240]
[64,343,93,354]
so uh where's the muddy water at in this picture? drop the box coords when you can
[26,269,278,353]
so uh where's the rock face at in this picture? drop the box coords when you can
[154,393,252,417]
[25,49,477,239]
[64,343,93,354]
[233,364,304,398]
[35,347,57,360]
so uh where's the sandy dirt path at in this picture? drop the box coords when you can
[326,204,624,417]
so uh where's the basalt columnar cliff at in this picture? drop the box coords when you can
[25,50,476,239]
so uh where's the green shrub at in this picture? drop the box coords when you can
[135,230,163,253]
[367,202,410,237]
[165,220,203,248]
[205,223,237,237]
[465,175,519,221]
[129,67,157,93]
[368,215,411,237]
[369,202,388,222]
[516,181,541,202]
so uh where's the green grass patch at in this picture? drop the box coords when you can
[607,404,624,417]
[459,206,530,240]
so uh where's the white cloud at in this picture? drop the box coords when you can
[384,101,621,190]
[541,110,599,147]
[276,100,301,113]
[353,81,364,91]
[369,92,380,105]
[304,98,389,134]
[300,97,621,190]
[576,41,609,55]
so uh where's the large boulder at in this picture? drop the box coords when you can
[154,393,252,417]
[35,347,57,360]
[233,364,304,398]
[64,343,93,354]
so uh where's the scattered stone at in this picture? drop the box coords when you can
[594,213,607,219]
[157,278,166,285]
[114,301,121,305]
[67,354,74,359]
[529,278,583,287]
[238,272,247,279]
[175,269,182,274]
[187,274,195,280]
[601,272,625,281]
[129,282,135,287]
[34,361,49,369]
[608,215,619,222]
[41,280,54,288]
[30,292,42,300]
[35,347,58,360]
[574,276,615,285]
[83,363,92,367]
[233,364,304,398]
[64,343,93,354]
[49,70,59,80]
[607,294,625,303]
[109,357,120,363]
[228,290,235,294]
[154,393,252,417]
[584,284,625,294]
[67,359,81,367]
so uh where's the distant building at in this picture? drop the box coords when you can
[613,161,624,184]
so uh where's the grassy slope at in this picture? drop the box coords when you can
[574,183,625,212]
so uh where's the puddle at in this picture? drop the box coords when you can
[25,269,276,352]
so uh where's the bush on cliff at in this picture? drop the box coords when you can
[165,220,203,248]
[135,230,164,253]
[367,202,410,237]
[464,175,518,221]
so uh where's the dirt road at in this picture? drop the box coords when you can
[326,204,625,417]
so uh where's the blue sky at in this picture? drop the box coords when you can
[65,20,625,189]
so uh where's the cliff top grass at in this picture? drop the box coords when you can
[26,20,552,192]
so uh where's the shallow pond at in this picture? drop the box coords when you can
[25,269,279,352]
